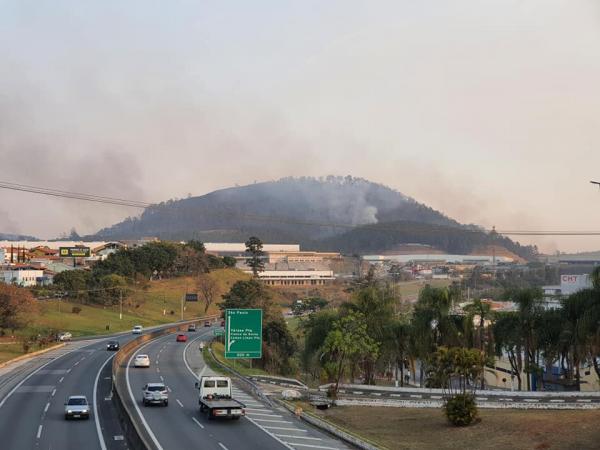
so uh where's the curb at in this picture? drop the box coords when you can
[0,343,65,370]
[275,398,383,450]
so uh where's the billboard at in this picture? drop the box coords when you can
[185,293,198,302]
[560,274,592,295]
[59,246,91,258]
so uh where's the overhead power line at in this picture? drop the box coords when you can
[2,179,600,237]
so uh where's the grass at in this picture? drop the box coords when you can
[395,279,452,302]
[0,269,248,365]
[310,406,600,450]
[210,340,269,377]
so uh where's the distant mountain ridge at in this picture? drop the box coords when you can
[0,232,39,241]
[89,176,537,260]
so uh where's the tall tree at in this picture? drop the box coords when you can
[245,236,265,277]
[0,284,38,333]
[197,274,218,313]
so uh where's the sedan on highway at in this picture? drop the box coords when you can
[142,383,169,406]
[106,340,120,351]
[58,332,72,341]
[133,354,151,368]
[188,324,197,332]
[204,321,210,327]
[176,334,188,342]
[132,325,143,334]
[64,395,90,420]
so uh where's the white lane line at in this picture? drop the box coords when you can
[524,399,539,402]
[289,444,341,449]
[94,353,115,450]
[275,435,323,441]
[390,394,402,397]
[410,394,422,399]
[550,399,565,403]
[183,332,209,380]
[192,417,205,429]
[430,395,443,399]
[44,402,50,413]
[263,426,308,432]
[58,377,64,383]
[218,443,228,450]
[246,412,283,417]
[251,418,293,424]
[244,417,295,450]
[176,399,184,408]
[74,361,80,366]
[577,399,592,403]
[160,376,164,381]
[51,389,56,397]
[245,407,268,411]
[499,398,514,402]
[126,337,169,450]
[66,368,71,373]
[156,368,160,373]
[476,397,488,401]
[36,425,43,439]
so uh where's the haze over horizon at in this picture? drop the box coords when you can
[1,1,600,253]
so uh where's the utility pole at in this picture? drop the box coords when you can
[119,289,123,320]
[181,293,184,321]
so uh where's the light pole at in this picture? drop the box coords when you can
[119,289,123,320]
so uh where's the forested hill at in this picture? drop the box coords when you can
[90,176,538,260]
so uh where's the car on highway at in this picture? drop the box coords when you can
[204,320,210,327]
[188,324,196,332]
[142,382,169,406]
[176,333,188,342]
[220,320,225,327]
[58,332,72,341]
[132,325,143,334]
[106,340,120,351]
[64,395,90,420]
[133,354,151,368]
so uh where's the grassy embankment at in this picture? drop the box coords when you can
[305,405,600,450]
[0,269,247,364]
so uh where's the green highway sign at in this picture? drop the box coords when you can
[225,309,262,359]
[214,328,224,336]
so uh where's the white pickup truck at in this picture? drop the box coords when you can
[195,376,245,420]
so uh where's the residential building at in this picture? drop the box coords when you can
[1,266,45,287]
[248,270,335,286]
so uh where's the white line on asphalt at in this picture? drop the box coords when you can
[288,443,341,449]
[94,353,115,450]
[409,394,422,399]
[244,417,295,450]
[275,435,323,441]
[44,402,50,413]
[476,397,488,401]
[577,399,592,403]
[246,412,283,417]
[262,426,308,432]
[66,368,71,373]
[126,337,169,450]
[218,443,228,450]
[245,407,268,411]
[549,399,564,403]
[160,376,164,381]
[176,399,184,408]
[499,398,513,401]
[156,368,160,373]
[36,425,43,439]
[58,377,64,383]
[192,417,205,429]
[390,394,402,397]
[183,333,209,380]
[524,399,539,402]
[51,389,56,397]
[430,396,443,399]
[251,418,293,424]
[74,361,79,366]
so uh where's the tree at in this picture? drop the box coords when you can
[0,284,38,333]
[320,311,379,396]
[53,270,91,302]
[493,312,523,390]
[93,274,128,306]
[222,256,237,268]
[511,288,543,390]
[245,236,265,277]
[197,274,218,313]
[301,309,339,379]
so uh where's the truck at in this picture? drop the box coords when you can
[195,376,245,420]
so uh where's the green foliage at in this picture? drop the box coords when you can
[292,297,328,316]
[444,393,478,427]
[222,256,237,268]
[245,236,265,276]
[426,347,485,394]
[71,306,82,314]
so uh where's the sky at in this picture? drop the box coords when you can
[1,0,600,253]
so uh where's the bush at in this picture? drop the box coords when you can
[444,394,478,426]
[71,306,82,314]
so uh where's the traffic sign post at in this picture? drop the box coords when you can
[224,309,262,359]
[214,328,224,336]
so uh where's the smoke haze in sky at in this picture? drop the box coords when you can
[1,0,600,252]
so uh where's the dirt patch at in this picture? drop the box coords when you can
[313,406,600,450]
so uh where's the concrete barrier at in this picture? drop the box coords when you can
[112,315,218,450]
[0,343,65,370]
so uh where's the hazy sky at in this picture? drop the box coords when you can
[1,0,600,253]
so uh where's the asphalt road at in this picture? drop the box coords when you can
[125,328,350,450]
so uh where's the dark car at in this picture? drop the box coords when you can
[106,341,120,351]
[220,320,225,327]
[176,334,188,342]
[188,324,196,332]
[204,321,210,327]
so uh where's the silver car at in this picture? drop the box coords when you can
[64,395,90,420]
[142,383,169,406]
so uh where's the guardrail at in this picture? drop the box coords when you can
[111,315,219,450]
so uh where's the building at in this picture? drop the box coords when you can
[204,243,301,257]
[1,266,45,287]
[542,274,593,309]
[250,270,335,286]
[363,253,514,265]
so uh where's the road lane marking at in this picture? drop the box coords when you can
[192,417,205,429]
[251,418,293,424]
[430,395,443,399]
[51,389,56,397]
[66,368,71,373]
[390,394,402,397]
[218,443,229,450]
[524,399,539,402]
[176,399,184,408]
[476,397,488,401]
[160,376,164,381]
[246,412,283,417]
[74,361,80,366]
[44,402,50,413]
[244,417,295,449]
[58,377,64,383]
[245,407,268,411]
[410,394,422,399]
[289,444,340,449]
[94,353,115,450]
[36,425,42,439]
[262,426,308,432]
[499,398,514,401]
[550,399,565,403]
[577,399,592,403]
[275,435,323,441]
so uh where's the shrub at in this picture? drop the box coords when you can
[444,394,478,426]
[71,306,82,314]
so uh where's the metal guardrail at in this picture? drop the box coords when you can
[111,315,219,450]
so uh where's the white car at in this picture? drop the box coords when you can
[58,332,72,342]
[132,325,143,334]
[134,354,150,368]
[64,395,90,420]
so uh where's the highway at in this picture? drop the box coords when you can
[125,328,350,450]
